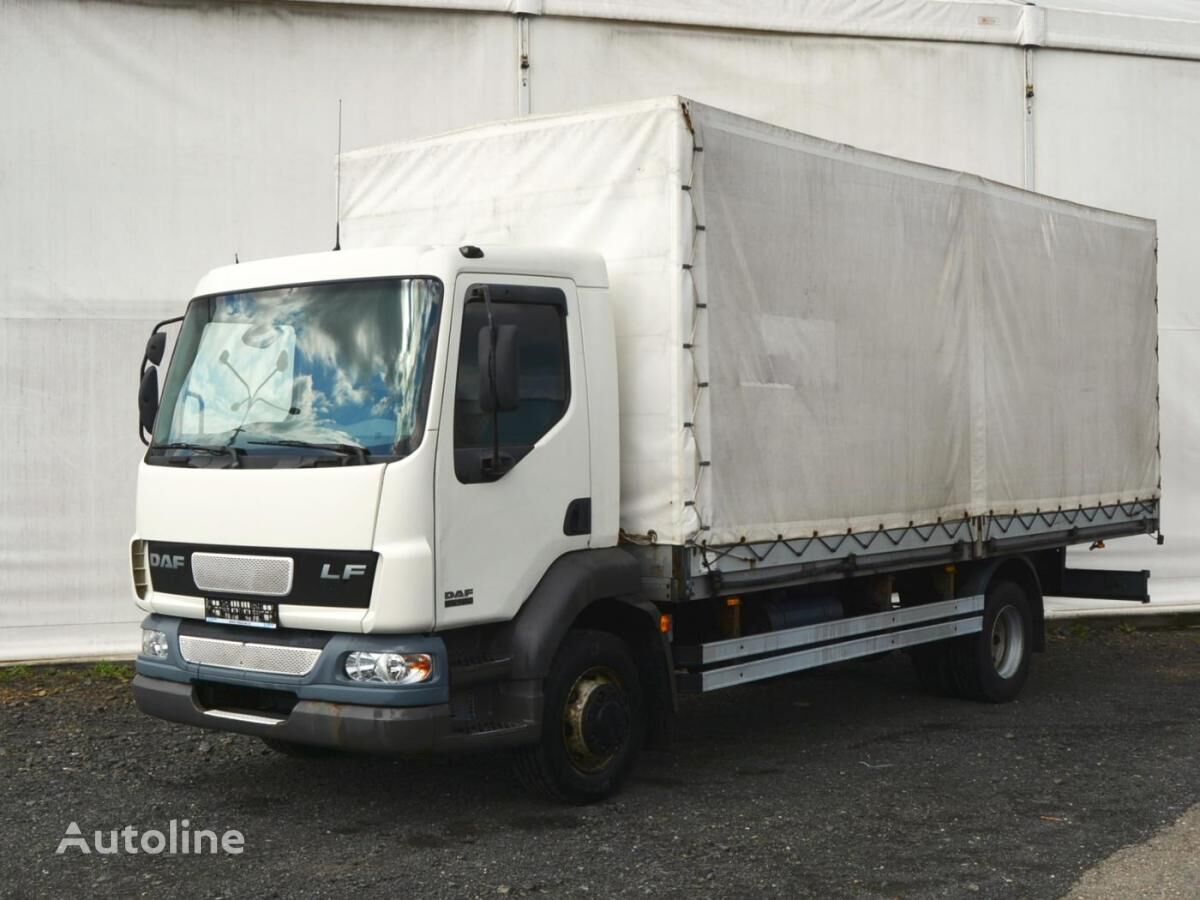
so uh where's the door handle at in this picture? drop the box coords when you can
[563,498,591,536]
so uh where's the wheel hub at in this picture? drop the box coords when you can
[563,668,629,772]
[991,604,1025,680]
[581,684,630,754]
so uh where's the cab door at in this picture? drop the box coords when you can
[434,275,592,628]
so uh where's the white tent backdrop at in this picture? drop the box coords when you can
[1,0,1197,660]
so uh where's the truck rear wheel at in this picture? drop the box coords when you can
[913,580,1033,703]
[513,629,645,803]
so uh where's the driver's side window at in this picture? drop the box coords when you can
[453,285,570,484]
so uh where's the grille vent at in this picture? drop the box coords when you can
[191,552,293,597]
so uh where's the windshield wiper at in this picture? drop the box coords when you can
[245,439,371,465]
[151,442,243,467]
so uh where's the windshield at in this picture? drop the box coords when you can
[149,277,443,466]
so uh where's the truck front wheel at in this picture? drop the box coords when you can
[514,629,645,803]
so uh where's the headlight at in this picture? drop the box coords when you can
[344,651,433,685]
[141,629,169,659]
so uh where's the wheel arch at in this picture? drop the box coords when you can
[960,554,1046,652]
[498,548,676,747]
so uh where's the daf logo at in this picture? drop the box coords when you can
[149,553,186,570]
[444,588,474,608]
[320,563,368,581]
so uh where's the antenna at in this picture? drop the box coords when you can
[333,98,343,251]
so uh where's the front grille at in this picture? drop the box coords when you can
[179,635,321,676]
[191,552,293,597]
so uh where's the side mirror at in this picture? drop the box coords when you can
[138,314,184,445]
[145,332,167,367]
[478,325,520,413]
[138,367,160,438]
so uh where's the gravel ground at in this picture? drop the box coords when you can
[2,624,1199,899]
[1065,800,1200,899]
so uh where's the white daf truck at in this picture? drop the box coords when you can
[131,98,1161,801]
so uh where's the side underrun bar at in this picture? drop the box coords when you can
[676,595,984,693]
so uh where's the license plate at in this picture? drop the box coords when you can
[205,597,278,629]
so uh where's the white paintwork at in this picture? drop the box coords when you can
[432,274,593,629]
[578,287,621,546]
[136,463,386,550]
[362,441,440,634]
[138,588,372,632]
[191,246,608,299]
[132,247,613,634]
[138,590,204,621]
[275,604,370,632]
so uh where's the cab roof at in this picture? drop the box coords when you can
[191,245,609,298]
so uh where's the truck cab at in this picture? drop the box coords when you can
[132,245,659,801]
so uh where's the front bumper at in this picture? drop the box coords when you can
[132,674,451,753]
[134,613,454,753]
[133,614,540,753]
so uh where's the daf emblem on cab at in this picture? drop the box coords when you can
[149,553,185,570]
[444,589,474,608]
[320,563,368,581]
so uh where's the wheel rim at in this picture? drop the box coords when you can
[562,665,630,774]
[991,604,1024,680]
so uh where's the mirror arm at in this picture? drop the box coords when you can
[150,314,186,333]
[140,314,185,378]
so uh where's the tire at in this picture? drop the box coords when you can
[513,629,645,804]
[910,580,1033,702]
[260,737,338,758]
[946,580,1033,702]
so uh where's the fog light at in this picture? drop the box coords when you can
[344,651,433,685]
[141,629,169,659]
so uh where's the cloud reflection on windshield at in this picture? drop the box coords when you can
[162,278,443,455]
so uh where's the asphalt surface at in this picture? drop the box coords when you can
[2,624,1199,899]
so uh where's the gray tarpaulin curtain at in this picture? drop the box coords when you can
[343,98,1158,547]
